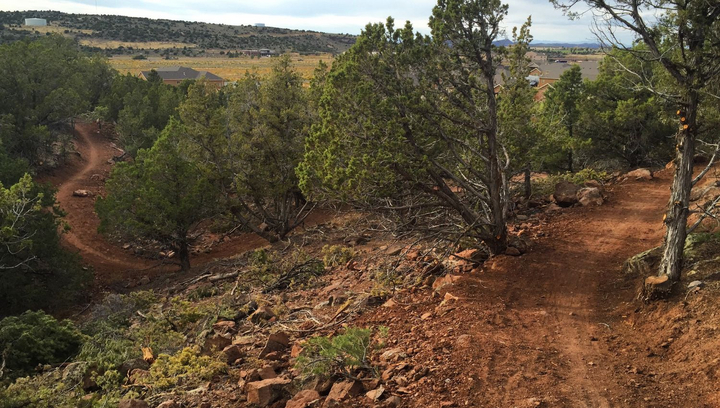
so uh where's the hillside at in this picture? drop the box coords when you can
[0,11,356,55]
[16,125,720,407]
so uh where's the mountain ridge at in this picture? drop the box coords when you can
[0,10,356,55]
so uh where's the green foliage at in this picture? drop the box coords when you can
[179,57,312,242]
[541,64,586,172]
[147,347,226,390]
[532,168,608,198]
[78,292,164,376]
[97,121,219,270]
[321,245,355,268]
[0,35,113,172]
[295,327,374,378]
[0,311,83,380]
[0,368,83,408]
[299,1,512,253]
[248,247,325,292]
[0,175,89,314]
[575,47,675,168]
[100,73,184,156]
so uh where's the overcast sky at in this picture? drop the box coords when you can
[0,0,633,43]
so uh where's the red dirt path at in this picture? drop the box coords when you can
[361,170,707,407]
[43,122,270,289]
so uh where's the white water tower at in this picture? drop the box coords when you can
[25,18,47,26]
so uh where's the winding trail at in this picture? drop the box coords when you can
[55,123,143,270]
[46,122,311,289]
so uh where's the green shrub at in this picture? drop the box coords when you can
[0,369,79,408]
[532,168,609,198]
[147,347,226,389]
[295,327,373,378]
[0,311,84,379]
[321,245,355,268]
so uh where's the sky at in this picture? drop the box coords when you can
[0,0,634,44]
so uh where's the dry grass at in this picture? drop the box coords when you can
[109,54,334,81]
[566,53,605,61]
[16,25,93,35]
[81,39,197,49]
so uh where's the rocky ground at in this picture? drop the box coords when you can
[43,126,720,408]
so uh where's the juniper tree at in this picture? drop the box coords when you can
[543,65,585,172]
[179,57,313,242]
[97,120,218,271]
[300,0,511,253]
[497,17,540,198]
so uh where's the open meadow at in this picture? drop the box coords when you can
[109,54,334,81]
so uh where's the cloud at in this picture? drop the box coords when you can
[0,0,635,42]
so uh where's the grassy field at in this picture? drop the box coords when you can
[109,54,334,82]
[81,39,196,49]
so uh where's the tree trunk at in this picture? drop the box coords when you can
[658,92,698,282]
[484,50,508,255]
[178,241,191,272]
[567,125,574,173]
[524,166,532,199]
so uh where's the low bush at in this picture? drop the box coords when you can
[147,347,226,390]
[0,311,84,380]
[295,327,374,378]
[532,168,609,198]
[321,245,355,268]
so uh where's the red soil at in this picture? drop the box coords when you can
[360,169,719,407]
[43,122,274,290]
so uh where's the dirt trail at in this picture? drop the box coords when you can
[55,124,140,268]
[46,123,321,289]
[457,173,669,406]
[381,172,673,407]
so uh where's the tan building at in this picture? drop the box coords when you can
[526,51,548,63]
[139,66,225,87]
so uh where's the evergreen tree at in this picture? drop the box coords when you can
[97,121,218,271]
[300,0,512,253]
[543,65,584,172]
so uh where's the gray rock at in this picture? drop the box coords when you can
[688,280,705,289]
[553,181,580,207]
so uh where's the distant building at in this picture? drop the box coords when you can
[255,23,266,27]
[139,66,225,87]
[24,18,47,26]
[494,60,599,101]
[526,51,548,63]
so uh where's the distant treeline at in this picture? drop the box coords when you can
[0,10,357,55]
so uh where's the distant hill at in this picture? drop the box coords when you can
[493,39,601,49]
[0,11,357,55]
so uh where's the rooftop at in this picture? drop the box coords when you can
[141,66,224,82]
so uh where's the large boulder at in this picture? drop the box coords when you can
[246,377,292,407]
[553,181,580,207]
[577,187,604,207]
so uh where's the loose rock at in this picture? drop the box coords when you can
[577,187,604,207]
[554,181,580,207]
[625,168,653,181]
[246,377,292,407]
[118,400,149,408]
[286,390,321,408]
